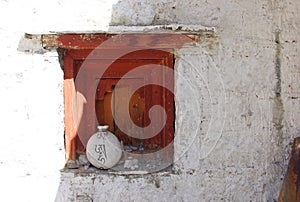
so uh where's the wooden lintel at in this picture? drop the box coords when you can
[42,33,114,50]
[41,33,202,50]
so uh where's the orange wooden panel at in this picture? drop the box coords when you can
[42,34,114,50]
[67,49,173,60]
[64,48,175,160]
[94,51,174,151]
[43,34,196,50]
[95,79,145,148]
[63,53,76,161]
[96,92,114,133]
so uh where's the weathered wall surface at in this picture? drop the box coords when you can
[1,0,300,201]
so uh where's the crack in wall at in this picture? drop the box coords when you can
[273,30,284,147]
[275,30,282,95]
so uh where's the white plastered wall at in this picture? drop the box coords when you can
[1,0,300,201]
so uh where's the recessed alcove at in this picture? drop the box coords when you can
[41,32,201,173]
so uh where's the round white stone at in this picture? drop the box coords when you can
[86,129,122,169]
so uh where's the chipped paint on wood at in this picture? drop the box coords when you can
[40,33,212,50]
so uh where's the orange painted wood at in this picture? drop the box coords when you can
[67,49,174,60]
[43,33,196,50]
[92,50,174,151]
[96,83,145,149]
[96,92,114,132]
[62,39,176,161]
[42,34,114,50]
[63,53,76,161]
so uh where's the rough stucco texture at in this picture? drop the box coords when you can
[1,0,300,201]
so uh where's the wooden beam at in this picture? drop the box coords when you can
[42,34,114,50]
[41,33,200,50]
